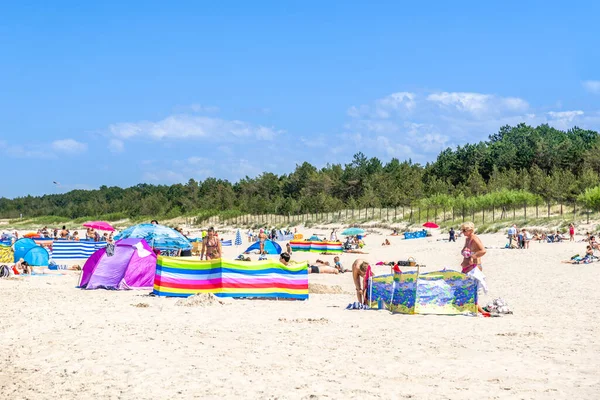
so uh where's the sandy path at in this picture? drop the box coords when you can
[1,231,599,399]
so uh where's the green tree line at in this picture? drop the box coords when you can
[2,123,600,220]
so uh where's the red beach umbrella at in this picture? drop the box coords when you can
[83,221,115,231]
[422,222,439,229]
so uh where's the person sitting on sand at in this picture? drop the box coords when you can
[286,242,292,254]
[352,259,371,304]
[391,229,398,236]
[382,239,391,246]
[333,256,349,273]
[590,236,599,250]
[72,231,80,241]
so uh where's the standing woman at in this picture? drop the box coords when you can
[200,227,222,260]
[569,223,575,242]
[460,222,489,315]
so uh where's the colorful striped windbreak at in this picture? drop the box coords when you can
[153,256,309,300]
[289,240,343,254]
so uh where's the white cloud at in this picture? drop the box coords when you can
[108,138,124,153]
[143,170,186,184]
[108,114,283,142]
[347,92,416,119]
[51,139,87,153]
[187,156,206,165]
[427,92,529,115]
[546,110,584,121]
[189,104,220,113]
[582,80,600,94]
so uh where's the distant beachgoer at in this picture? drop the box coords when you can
[382,239,391,246]
[507,224,517,246]
[449,227,456,242]
[151,220,159,225]
[258,229,267,254]
[60,226,68,239]
[201,227,222,260]
[569,223,575,242]
[330,229,338,242]
[73,231,79,241]
[286,242,292,254]
[522,229,531,249]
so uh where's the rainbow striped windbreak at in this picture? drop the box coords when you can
[153,256,309,300]
[289,240,343,254]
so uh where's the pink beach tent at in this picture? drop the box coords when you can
[80,238,157,290]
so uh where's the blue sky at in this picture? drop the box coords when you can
[1,1,599,198]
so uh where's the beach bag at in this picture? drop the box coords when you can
[397,257,417,267]
[0,265,10,278]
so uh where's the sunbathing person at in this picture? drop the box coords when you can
[308,260,338,274]
[14,259,32,275]
[562,246,596,264]
[382,239,391,246]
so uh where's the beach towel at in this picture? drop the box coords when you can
[467,267,488,294]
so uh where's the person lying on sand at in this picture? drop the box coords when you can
[308,260,338,274]
[561,246,597,264]
[352,259,371,304]
[344,249,368,254]
[13,259,32,275]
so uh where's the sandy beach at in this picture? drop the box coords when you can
[1,228,599,399]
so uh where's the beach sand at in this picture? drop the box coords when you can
[1,228,599,399]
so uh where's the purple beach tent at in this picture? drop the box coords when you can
[79,238,157,290]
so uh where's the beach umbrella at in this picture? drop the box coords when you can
[422,222,439,229]
[83,221,115,231]
[341,228,365,236]
[23,232,40,238]
[235,229,242,246]
[114,223,191,251]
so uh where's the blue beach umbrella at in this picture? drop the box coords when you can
[341,228,365,236]
[235,229,242,246]
[114,224,191,251]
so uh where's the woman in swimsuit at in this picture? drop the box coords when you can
[200,227,222,260]
[460,222,489,315]
[460,222,486,274]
